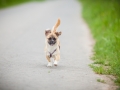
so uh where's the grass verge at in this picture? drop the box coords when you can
[0,0,44,9]
[97,79,106,83]
[79,0,120,86]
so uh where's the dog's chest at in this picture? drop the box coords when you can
[46,45,59,56]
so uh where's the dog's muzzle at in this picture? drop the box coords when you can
[48,40,56,46]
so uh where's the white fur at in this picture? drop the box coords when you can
[46,28,51,30]
[47,62,52,67]
[54,60,58,65]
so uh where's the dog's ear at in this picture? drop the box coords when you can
[45,30,51,36]
[55,31,62,37]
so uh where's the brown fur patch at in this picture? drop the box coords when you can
[45,30,51,36]
[55,32,62,37]
[46,55,51,62]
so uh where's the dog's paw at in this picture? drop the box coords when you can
[47,62,52,67]
[54,61,58,66]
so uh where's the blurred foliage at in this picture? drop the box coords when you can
[80,0,120,86]
[0,0,44,8]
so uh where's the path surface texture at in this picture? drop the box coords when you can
[0,0,109,90]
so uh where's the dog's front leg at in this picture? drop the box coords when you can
[46,55,52,67]
[54,55,60,66]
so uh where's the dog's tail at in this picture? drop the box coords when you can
[52,18,60,32]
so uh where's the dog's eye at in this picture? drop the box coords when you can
[48,38,51,40]
[53,38,56,40]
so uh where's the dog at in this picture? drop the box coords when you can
[45,19,62,67]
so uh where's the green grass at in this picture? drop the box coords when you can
[89,64,111,74]
[79,0,120,86]
[0,0,44,9]
[97,79,106,83]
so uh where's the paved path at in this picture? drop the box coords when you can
[0,0,109,90]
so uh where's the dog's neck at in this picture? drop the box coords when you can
[46,42,57,52]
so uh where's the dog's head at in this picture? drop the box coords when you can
[45,30,61,46]
[45,19,62,46]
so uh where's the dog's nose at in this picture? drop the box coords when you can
[51,41,54,43]
[51,39,54,42]
[50,41,54,44]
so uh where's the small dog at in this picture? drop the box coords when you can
[45,19,62,67]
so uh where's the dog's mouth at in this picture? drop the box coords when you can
[49,43,55,46]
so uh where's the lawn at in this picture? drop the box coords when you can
[0,0,44,8]
[79,0,120,87]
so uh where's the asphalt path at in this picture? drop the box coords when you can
[0,0,109,90]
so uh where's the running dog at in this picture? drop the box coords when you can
[45,19,62,67]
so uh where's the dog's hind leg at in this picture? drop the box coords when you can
[46,55,52,67]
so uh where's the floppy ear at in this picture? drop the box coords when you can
[55,31,62,37]
[45,30,51,36]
